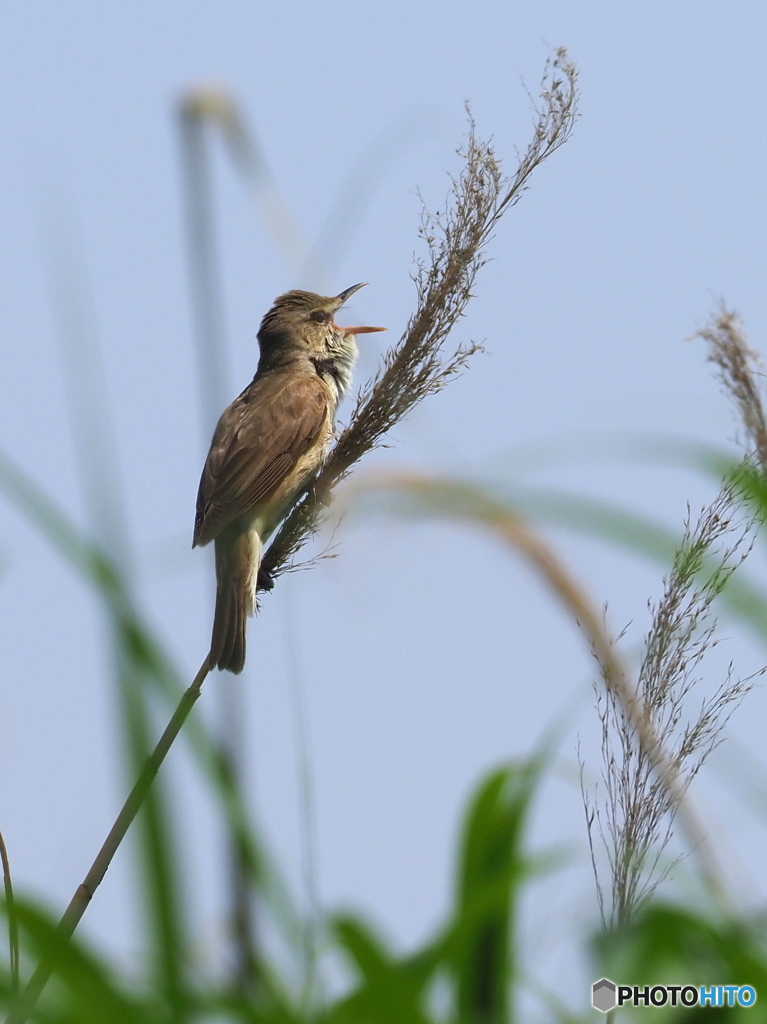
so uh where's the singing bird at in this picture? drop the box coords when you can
[193,283,385,673]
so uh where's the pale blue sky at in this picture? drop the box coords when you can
[0,1,766,1013]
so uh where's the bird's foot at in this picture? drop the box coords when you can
[257,566,275,591]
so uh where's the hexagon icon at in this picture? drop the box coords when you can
[592,978,617,1013]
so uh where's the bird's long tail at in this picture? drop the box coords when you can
[210,526,262,674]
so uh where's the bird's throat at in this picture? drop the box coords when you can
[310,338,357,400]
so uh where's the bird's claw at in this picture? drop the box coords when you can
[257,566,275,591]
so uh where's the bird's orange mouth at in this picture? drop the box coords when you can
[335,324,387,336]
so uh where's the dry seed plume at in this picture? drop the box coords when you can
[259,50,579,585]
[583,490,759,927]
[583,303,767,926]
[696,305,767,467]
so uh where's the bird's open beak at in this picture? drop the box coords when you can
[333,282,386,335]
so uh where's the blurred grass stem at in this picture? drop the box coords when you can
[179,86,309,280]
[282,596,320,1010]
[179,88,260,993]
[0,831,18,997]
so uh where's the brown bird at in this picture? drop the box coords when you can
[193,282,385,673]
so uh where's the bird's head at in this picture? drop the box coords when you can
[257,283,385,395]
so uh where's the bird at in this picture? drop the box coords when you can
[193,282,385,674]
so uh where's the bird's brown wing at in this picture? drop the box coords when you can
[193,372,330,547]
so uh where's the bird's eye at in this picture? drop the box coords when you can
[311,310,329,324]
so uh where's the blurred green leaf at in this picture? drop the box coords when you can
[445,759,544,1024]
[325,760,550,1024]
[333,917,396,984]
[328,916,433,1024]
[1,899,157,1024]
